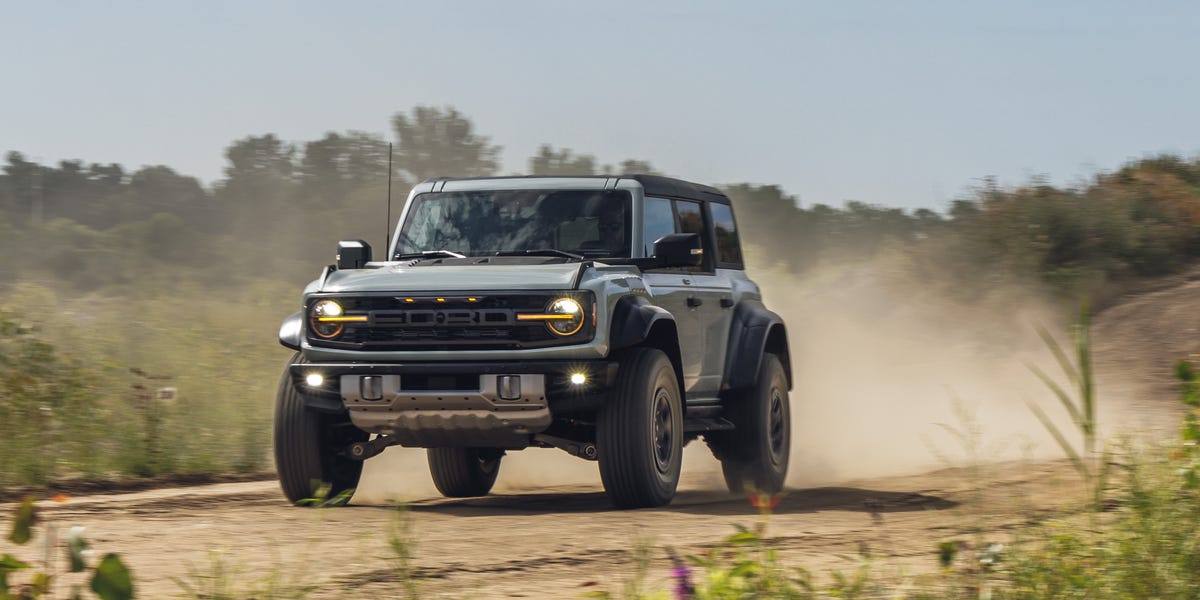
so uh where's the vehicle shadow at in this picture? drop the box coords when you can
[392,486,957,517]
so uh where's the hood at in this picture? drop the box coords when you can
[319,262,584,293]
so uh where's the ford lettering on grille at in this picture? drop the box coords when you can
[373,309,514,327]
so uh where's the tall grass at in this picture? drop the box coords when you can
[1025,303,1112,508]
[0,278,295,486]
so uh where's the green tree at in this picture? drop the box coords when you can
[391,106,501,181]
[299,131,392,198]
[528,144,597,175]
[1,152,38,226]
[604,158,660,175]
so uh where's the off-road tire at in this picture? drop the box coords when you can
[274,353,368,505]
[427,448,503,497]
[708,353,790,494]
[597,347,683,509]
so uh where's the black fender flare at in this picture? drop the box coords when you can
[609,294,675,351]
[721,300,792,392]
[279,311,303,351]
[608,295,685,393]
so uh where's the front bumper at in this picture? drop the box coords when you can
[289,361,617,448]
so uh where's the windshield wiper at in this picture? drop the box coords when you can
[492,249,584,261]
[393,250,467,260]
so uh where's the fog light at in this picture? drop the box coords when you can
[305,373,324,387]
[569,373,587,385]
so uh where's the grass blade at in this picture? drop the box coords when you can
[1026,398,1090,481]
[1036,323,1080,387]
[1028,363,1085,430]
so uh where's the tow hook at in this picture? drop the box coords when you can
[346,436,398,461]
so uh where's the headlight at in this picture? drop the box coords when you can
[309,299,367,339]
[546,298,584,335]
[517,297,585,336]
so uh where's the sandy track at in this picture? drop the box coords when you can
[3,458,1086,599]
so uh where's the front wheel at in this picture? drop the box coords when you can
[597,347,683,509]
[427,448,503,497]
[708,353,790,494]
[274,354,368,505]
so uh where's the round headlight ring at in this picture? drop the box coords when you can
[546,297,584,336]
[310,299,345,339]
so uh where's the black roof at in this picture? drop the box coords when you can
[422,174,730,204]
[626,175,728,203]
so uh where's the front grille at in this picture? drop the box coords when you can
[306,292,593,351]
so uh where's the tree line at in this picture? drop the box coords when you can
[2,105,1200,298]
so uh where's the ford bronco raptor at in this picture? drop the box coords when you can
[275,175,791,509]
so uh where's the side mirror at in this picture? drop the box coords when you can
[652,233,704,268]
[336,240,372,269]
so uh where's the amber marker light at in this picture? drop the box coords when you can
[315,316,368,323]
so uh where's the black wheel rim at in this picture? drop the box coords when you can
[652,387,675,474]
[768,388,787,466]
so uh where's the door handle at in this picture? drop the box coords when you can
[687,297,703,308]
[720,297,734,308]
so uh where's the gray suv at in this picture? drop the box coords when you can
[275,175,791,509]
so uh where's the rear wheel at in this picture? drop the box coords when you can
[274,354,368,505]
[597,347,683,509]
[708,353,790,494]
[427,448,503,497]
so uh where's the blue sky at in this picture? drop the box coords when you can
[3,1,1198,211]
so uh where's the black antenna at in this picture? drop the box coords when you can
[385,142,393,259]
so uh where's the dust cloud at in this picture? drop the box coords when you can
[354,254,1151,504]
[759,256,1155,488]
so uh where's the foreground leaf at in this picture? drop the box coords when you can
[8,496,37,545]
[0,554,32,572]
[91,554,133,600]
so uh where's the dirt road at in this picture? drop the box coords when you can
[7,458,1086,599]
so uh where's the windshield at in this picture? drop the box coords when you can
[394,189,631,259]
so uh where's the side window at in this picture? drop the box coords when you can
[709,203,743,267]
[674,200,704,235]
[673,200,710,271]
[642,197,676,256]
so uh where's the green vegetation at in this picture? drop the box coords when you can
[2,496,132,600]
[172,550,318,600]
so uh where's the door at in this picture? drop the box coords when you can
[641,196,704,394]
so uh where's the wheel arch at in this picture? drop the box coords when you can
[721,300,792,393]
[609,294,685,395]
